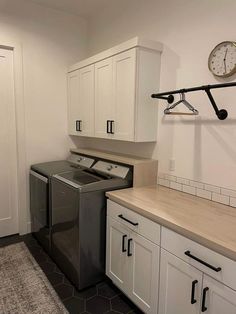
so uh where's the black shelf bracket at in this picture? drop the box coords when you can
[151,82,236,120]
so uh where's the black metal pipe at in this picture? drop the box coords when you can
[151,82,236,98]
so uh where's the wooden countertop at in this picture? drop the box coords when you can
[106,185,236,261]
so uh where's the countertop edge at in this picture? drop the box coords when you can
[106,193,236,262]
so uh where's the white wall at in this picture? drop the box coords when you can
[74,0,236,190]
[0,0,87,164]
[0,0,87,231]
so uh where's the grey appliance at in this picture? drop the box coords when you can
[51,160,132,290]
[30,154,95,253]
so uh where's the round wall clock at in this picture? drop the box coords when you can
[208,41,236,78]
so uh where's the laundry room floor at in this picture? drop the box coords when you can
[0,234,142,314]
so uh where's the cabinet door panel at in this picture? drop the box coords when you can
[68,70,80,135]
[106,217,129,292]
[95,58,113,138]
[128,233,159,314]
[79,65,94,136]
[202,275,236,314]
[112,49,136,141]
[159,249,202,314]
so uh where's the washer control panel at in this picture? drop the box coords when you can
[67,154,95,168]
[92,161,130,179]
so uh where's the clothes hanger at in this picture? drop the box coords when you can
[164,93,199,116]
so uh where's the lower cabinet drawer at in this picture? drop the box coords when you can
[161,227,236,291]
[107,199,160,245]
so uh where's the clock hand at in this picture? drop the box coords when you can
[223,48,228,74]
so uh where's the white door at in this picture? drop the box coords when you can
[78,65,95,137]
[106,217,129,293]
[0,48,18,237]
[201,275,236,314]
[94,57,114,139]
[67,70,80,135]
[128,232,159,314]
[112,49,136,141]
[159,249,202,314]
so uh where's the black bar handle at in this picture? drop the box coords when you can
[110,120,115,134]
[127,238,132,257]
[191,280,198,304]
[185,251,222,272]
[118,214,139,226]
[76,120,82,132]
[106,120,111,134]
[201,287,209,312]
[122,235,127,252]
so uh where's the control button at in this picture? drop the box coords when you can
[107,165,114,171]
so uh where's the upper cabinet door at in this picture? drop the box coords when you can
[127,232,159,314]
[67,65,94,136]
[202,275,236,314]
[78,65,95,137]
[94,57,114,139]
[159,249,202,314]
[112,49,136,141]
[68,70,80,135]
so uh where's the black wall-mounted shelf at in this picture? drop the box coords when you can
[151,82,236,120]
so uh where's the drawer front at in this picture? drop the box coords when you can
[162,227,236,291]
[107,200,160,245]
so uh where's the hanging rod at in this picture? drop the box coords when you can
[151,82,236,120]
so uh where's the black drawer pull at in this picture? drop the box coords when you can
[127,238,132,257]
[110,120,114,134]
[191,280,198,304]
[122,235,127,252]
[106,120,111,134]
[76,120,82,132]
[185,251,222,272]
[118,214,139,226]
[201,287,209,312]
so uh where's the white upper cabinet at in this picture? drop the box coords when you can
[68,37,162,142]
[67,64,94,137]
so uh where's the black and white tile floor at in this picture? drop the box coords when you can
[0,234,143,314]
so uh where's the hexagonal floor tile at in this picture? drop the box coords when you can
[54,283,74,300]
[64,297,85,314]
[47,272,64,286]
[86,296,110,314]
[111,295,136,314]
[98,282,120,299]
[75,286,97,300]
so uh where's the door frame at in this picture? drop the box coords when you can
[0,39,28,235]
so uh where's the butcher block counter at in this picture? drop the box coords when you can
[106,185,236,261]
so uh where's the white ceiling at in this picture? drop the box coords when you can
[29,0,114,18]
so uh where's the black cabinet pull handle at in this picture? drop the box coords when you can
[127,238,132,257]
[118,214,139,226]
[191,280,198,304]
[106,120,110,134]
[122,235,127,252]
[185,251,222,272]
[76,120,82,132]
[201,287,209,312]
[110,120,114,134]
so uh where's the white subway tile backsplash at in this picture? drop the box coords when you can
[221,188,236,198]
[182,185,196,195]
[212,193,230,205]
[204,184,221,194]
[230,197,236,208]
[158,178,170,187]
[190,181,204,189]
[177,177,190,185]
[170,181,182,191]
[165,175,177,182]
[158,173,236,208]
[196,188,212,200]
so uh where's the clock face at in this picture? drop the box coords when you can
[208,41,236,77]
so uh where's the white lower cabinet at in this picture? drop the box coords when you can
[159,249,203,314]
[202,275,236,314]
[106,215,159,314]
